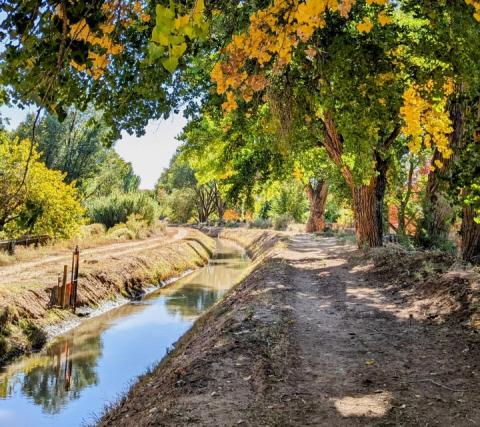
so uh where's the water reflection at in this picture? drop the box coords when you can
[0,240,249,427]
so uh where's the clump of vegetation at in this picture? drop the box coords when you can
[86,192,160,228]
[250,218,272,229]
[80,223,107,238]
[273,214,293,231]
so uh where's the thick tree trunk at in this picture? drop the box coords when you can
[352,180,383,248]
[321,112,398,248]
[461,204,480,263]
[305,180,328,233]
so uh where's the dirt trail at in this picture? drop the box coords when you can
[99,232,480,427]
[0,228,187,286]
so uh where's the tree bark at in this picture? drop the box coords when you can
[461,204,480,263]
[195,184,217,223]
[321,113,398,248]
[352,180,383,248]
[397,161,415,234]
[305,180,328,233]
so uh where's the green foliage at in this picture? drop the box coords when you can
[0,1,175,143]
[86,192,159,229]
[271,182,308,223]
[13,110,141,200]
[165,188,197,224]
[0,132,84,239]
[150,1,209,72]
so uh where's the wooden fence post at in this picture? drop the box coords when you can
[72,246,80,312]
[61,265,68,308]
[56,275,62,307]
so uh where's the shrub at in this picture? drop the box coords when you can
[125,214,150,239]
[81,223,106,237]
[250,218,272,229]
[86,192,160,228]
[273,214,293,231]
[107,225,136,240]
[166,188,197,223]
[0,133,85,239]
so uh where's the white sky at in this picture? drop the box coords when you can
[0,105,186,189]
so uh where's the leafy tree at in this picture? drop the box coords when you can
[14,109,110,185]
[0,132,84,239]
[0,0,174,142]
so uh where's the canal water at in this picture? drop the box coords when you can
[0,240,250,427]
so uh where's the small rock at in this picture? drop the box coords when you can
[211,391,218,397]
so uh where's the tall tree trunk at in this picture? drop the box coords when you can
[321,113,398,248]
[461,204,480,263]
[397,161,415,235]
[305,180,328,233]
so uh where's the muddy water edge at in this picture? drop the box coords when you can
[0,239,250,427]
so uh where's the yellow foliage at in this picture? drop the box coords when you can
[211,0,393,112]
[223,209,241,221]
[0,132,84,239]
[60,1,149,80]
[400,80,454,167]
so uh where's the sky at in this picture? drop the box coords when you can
[0,105,187,189]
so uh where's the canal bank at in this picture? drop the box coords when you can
[0,239,250,426]
[0,229,215,366]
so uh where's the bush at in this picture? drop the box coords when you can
[0,133,85,239]
[107,226,136,240]
[80,223,106,238]
[273,214,293,231]
[166,188,197,223]
[86,192,160,228]
[250,218,272,229]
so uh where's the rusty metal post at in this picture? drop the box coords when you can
[61,265,68,308]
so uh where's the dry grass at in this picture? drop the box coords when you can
[0,222,168,266]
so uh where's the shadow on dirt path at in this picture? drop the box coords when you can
[271,234,480,426]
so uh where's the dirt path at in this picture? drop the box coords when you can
[0,228,187,286]
[99,233,480,426]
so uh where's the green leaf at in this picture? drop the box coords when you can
[162,56,179,73]
[171,42,187,58]
[155,4,174,28]
[148,43,164,60]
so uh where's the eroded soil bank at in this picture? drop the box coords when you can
[0,228,215,365]
[98,229,480,427]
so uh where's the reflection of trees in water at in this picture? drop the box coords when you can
[20,332,101,414]
[1,304,146,414]
[165,254,249,319]
[165,286,221,319]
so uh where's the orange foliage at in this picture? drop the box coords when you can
[223,209,241,221]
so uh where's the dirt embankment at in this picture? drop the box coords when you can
[98,230,480,427]
[0,228,215,365]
